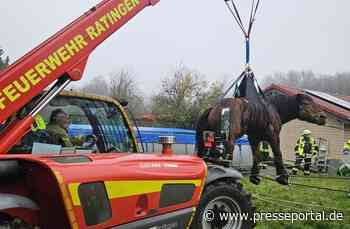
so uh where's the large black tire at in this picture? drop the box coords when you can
[191,181,255,229]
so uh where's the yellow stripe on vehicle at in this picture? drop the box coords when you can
[105,180,202,199]
[68,183,81,206]
[68,179,201,206]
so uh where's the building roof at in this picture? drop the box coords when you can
[136,113,157,123]
[264,84,350,121]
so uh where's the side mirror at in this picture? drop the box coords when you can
[120,100,128,107]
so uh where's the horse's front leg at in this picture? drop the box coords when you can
[226,140,235,161]
[269,137,289,185]
[248,137,261,185]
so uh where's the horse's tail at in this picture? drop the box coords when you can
[195,107,212,157]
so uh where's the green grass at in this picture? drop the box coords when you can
[241,174,350,229]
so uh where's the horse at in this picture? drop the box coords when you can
[196,93,326,185]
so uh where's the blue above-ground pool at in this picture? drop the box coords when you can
[69,124,250,145]
[68,124,252,167]
[134,127,249,145]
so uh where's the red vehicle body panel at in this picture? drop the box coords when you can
[0,153,207,228]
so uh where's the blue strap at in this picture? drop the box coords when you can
[245,39,250,65]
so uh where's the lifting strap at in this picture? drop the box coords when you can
[222,0,264,101]
[224,0,261,65]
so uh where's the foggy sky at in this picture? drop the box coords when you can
[1,0,349,95]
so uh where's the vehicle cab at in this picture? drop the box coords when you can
[8,91,138,155]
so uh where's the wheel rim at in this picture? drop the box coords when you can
[202,196,243,229]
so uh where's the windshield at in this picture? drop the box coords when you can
[9,95,137,154]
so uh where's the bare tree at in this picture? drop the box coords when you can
[109,69,145,115]
[81,76,109,96]
[80,69,145,115]
[0,48,10,71]
[151,65,223,129]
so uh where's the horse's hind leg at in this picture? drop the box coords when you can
[248,137,262,185]
[269,137,289,185]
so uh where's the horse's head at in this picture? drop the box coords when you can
[296,94,326,125]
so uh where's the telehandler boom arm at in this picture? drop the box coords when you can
[0,0,159,153]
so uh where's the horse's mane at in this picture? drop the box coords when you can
[264,93,299,124]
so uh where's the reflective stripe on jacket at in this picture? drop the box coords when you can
[259,142,270,160]
[32,115,46,132]
[259,142,270,153]
[344,140,350,151]
[294,135,318,157]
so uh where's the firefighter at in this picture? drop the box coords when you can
[47,109,96,147]
[32,114,46,132]
[292,129,319,175]
[343,139,350,155]
[19,114,49,148]
[31,114,49,142]
[258,141,271,170]
[259,141,271,162]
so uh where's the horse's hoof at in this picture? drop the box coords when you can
[275,174,289,185]
[249,175,261,185]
